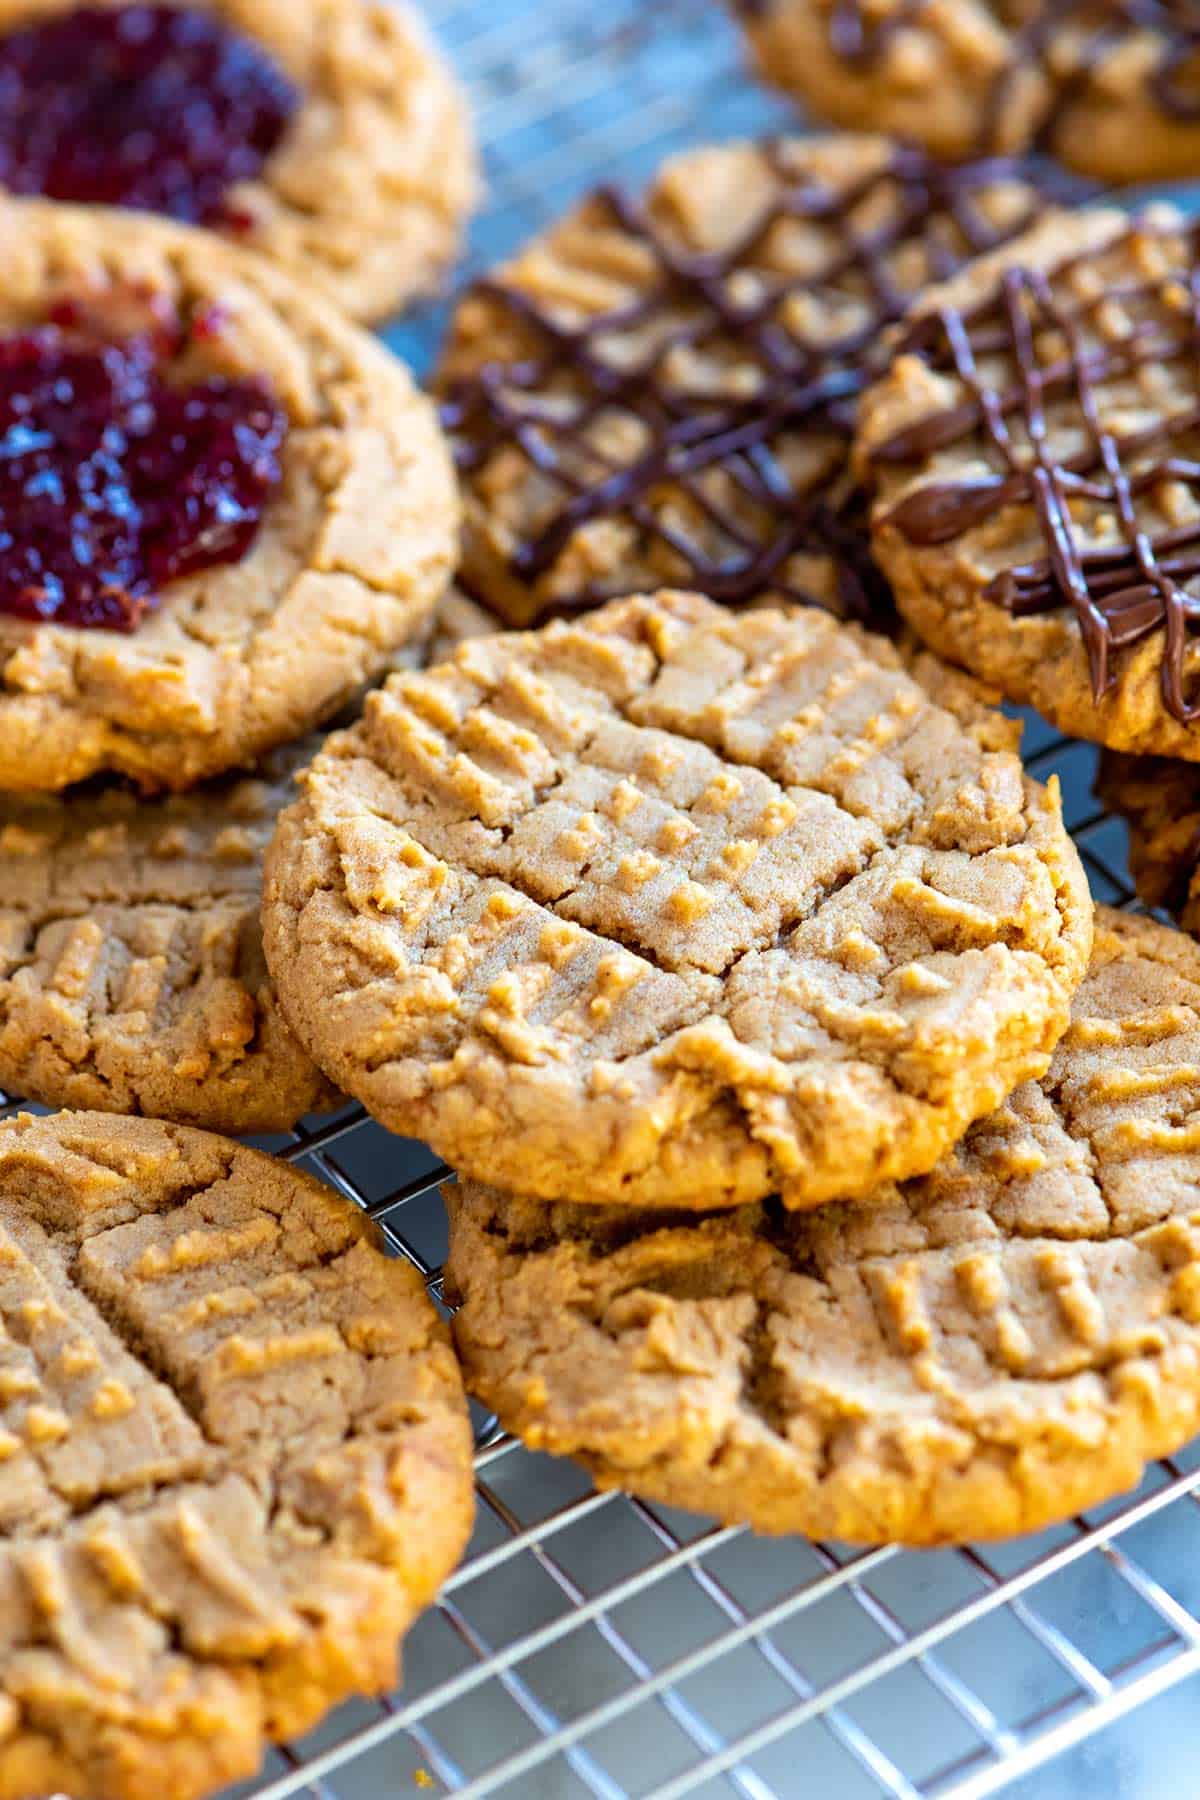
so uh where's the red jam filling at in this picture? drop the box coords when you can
[0,4,297,223]
[0,325,287,630]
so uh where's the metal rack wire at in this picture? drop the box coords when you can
[7,0,1200,1794]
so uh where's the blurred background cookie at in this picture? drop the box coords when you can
[735,0,1200,183]
[0,0,477,321]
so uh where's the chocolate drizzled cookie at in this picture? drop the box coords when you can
[438,135,1071,630]
[858,204,1200,760]
[737,0,1200,183]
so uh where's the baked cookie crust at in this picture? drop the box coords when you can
[0,1109,474,1800]
[737,0,1200,184]
[0,0,478,322]
[0,746,338,1131]
[447,907,1200,1545]
[0,198,458,793]
[263,589,1091,1212]
[858,205,1200,761]
[421,587,1026,758]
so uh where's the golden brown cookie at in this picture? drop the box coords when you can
[447,906,1200,1545]
[262,589,1092,1212]
[858,204,1200,763]
[736,0,1200,184]
[0,747,339,1131]
[422,588,1026,756]
[1098,750,1200,934]
[0,0,478,323]
[0,198,458,793]
[438,135,1064,630]
[0,1108,474,1800]
[426,586,510,663]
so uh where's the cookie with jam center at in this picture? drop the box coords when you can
[447,907,1200,1544]
[0,198,458,792]
[735,0,1200,184]
[858,204,1200,761]
[0,0,477,322]
[263,588,1092,1212]
[0,1108,474,1800]
[437,134,1070,631]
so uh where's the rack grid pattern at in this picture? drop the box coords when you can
[8,1,1200,1795]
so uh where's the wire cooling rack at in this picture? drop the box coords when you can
[6,2,1200,1796]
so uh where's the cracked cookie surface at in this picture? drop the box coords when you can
[420,587,1026,759]
[0,1108,473,1800]
[446,906,1200,1543]
[857,205,1200,761]
[736,0,1200,183]
[0,198,458,793]
[438,135,1063,630]
[0,0,478,323]
[0,746,338,1132]
[263,589,1091,1211]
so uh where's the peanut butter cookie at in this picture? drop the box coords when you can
[447,906,1200,1544]
[0,0,477,322]
[736,0,1200,184]
[422,587,1025,755]
[0,747,338,1131]
[1098,750,1200,934]
[438,135,1066,630]
[0,1108,473,1800]
[858,205,1200,762]
[0,199,458,792]
[263,590,1092,1211]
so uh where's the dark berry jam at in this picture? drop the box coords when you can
[0,4,297,223]
[0,325,287,630]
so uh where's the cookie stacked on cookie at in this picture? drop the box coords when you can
[0,0,478,321]
[0,10,478,1784]
[7,0,1200,1781]
[0,199,461,1134]
[444,905,1200,1543]
[252,129,1200,1556]
[278,581,1200,1547]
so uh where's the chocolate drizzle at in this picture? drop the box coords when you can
[874,217,1200,722]
[818,0,1200,140]
[441,144,1071,626]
